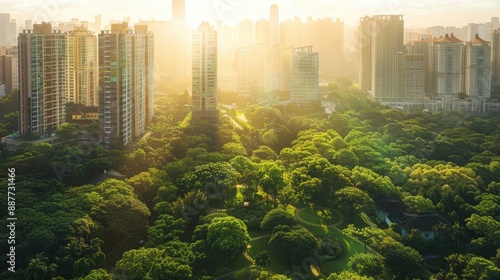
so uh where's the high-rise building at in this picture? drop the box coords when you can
[269,5,279,45]
[405,38,431,97]
[0,47,18,95]
[492,28,500,84]
[428,34,464,98]
[172,0,186,22]
[359,15,404,102]
[235,44,266,96]
[0,13,16,46]
[403,54,426,100]
[192,22,218,120]
[281,16,344,80]
[140,20,169,81]
[67,26,98,106]
[290,46,319,103]
[166,21,191,81]
[464,34,491,98]
[19,23,67,136]
[255,19,270,45]
[94,14,102,35]
[24,20,33,30]
[234,43,291,97]
[358,16,373,92]
[98,23,154,146]
[239,19,254,47]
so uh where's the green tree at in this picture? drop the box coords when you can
[181,162,240,207]
[466,214,500,246]
[260,208,296,230]
[277,186,298,209]
[56,123,77,140]
[147,214,186,247]
[116,248,164,279]
[335,187,373,222]
[255,251,271,267]
[206,217,251,265]
[24,254,57,280]
[269,227,319,265]
[348,253,386,279]
[76,269,116,280]
[383,245,430,280]
[403,195,435,213]
[258,161,286,208]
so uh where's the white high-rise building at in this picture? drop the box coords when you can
[269,5,280,45]
[0,13,16,46]
[19,23,67,136]
[464,35,491,98]
[192,22,218,120]
[359,15,405,102]
[428,34,464,98]
[290,46,319,103]
[140,20,169,81]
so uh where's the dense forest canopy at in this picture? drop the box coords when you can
[1,84,499,279]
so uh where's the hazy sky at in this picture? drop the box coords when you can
[2,0,500,28]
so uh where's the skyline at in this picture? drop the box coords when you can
[1,0,500,28]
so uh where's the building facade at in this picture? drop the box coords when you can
[428,34,464,98]
[67,26,98,106]
[192,22,218,120]
[290,46,319,103]
[464,35,491,98]
[18,23,67,136]
[491,28,500,84]
[0,47,18,95]
[98,23,154,146]
[374,15,404,101]
[404,54,426,100]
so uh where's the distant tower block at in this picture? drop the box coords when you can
[269,5,280,45]
[172,0,186,22]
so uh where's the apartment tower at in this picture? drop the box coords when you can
[290,46,319,103]
[98,23,154,146]
[192,22,218,120]
[67,26,98,106]
[18,23,67,136]
[464,34,491,98]
[358,15,404,102]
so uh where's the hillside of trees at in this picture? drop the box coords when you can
[1,84,499,279]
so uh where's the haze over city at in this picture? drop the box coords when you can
[2,0,500,27]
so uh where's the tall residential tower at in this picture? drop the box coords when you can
[290,46,319,103]
[18,23,67,136]
[192,22,218,120]
[98,23,154,146]
[358,15,404,102]
[67,26,98,106]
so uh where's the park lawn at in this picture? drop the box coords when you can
[212,251,252,272]
[245,208,374,277]
[248,236,290,274]
[298,208,342,226]
[336,211,369,230]
[296,212,372,275]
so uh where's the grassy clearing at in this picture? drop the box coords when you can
[296,211,372,275]
[298,208,342,226]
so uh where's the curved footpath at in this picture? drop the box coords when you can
[293,208,379,255]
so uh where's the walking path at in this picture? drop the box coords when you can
[293,207,379,255]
